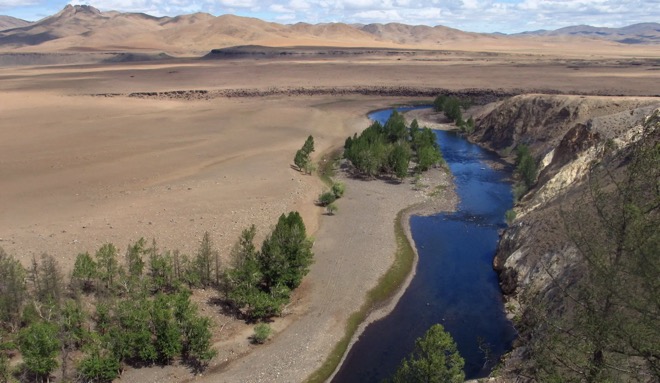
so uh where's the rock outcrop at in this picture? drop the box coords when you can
[472,94,660,379]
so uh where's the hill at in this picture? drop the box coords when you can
[0,15,31,31]
[516,22,660,44]
[0,5,657,56]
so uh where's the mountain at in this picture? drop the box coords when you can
[517,23,660,44]
[0,15,31,31]
[0,5,657,54]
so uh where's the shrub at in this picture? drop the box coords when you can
[318,191,337,206]
[505,209,517,225]
[252,323,271,344]
[331,182,345,198]
[326,203,338,215]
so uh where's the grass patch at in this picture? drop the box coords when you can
[392,100,434,107]
[305,208,416,383]
[430,184,447,197]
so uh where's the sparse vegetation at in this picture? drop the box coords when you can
[523,120,660,382]
[505,209,517,225]
[512,144,538,200]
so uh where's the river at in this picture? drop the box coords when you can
[331,107,517,382]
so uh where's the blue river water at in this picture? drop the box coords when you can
[331,107,517,382]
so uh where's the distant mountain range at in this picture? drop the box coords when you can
[0,5,657,54]
[515,23,660,44]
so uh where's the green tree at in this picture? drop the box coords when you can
[114,296,157,364]
[294,149,309,172]
[259,212,313,291]
[302,135,315,156]
[433,95,448,112]
[417,145,442,172]
[173,289,215,366]
[95,243,119,293]
[388,324,465,383]
[384,110,407,143]
[0,248,26,329]
[443,97,463,124]
[77,344,120,383]
[58,300,88,379]
[125,238,146,278]
[389,142,411,180]
[72,252,97,293]
[195,232,216,288]
[18,322,60,382]
[34,254,63,308]
[149,248,174,293]
[515,144,537,190]
[152,294,181,364]
[225,226,270,318]
[294,135,315,174]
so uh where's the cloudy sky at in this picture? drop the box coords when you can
[0,0,658,33]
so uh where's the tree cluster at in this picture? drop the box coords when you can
[343,111,443,179]
[434,95,475,134]
[0,233,218,383]
[294,135,315,174]
[224,212,313,321]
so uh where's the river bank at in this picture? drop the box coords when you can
[197,109,457,383]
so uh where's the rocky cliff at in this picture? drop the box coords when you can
[471,94,660,380]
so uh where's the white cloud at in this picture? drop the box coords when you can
[0,0,39,6]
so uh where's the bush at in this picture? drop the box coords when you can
[78,347,120,383]
[331,182,345,198]
[505,209,517,225]
[318,191,337,206]
[326,203,338,215]
[252,323,271,344]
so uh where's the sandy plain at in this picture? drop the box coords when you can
[1,48,659,382]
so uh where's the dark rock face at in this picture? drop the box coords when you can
[473,95,585,156]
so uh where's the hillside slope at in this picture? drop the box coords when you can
[0,15,30,31]
[471,95,660,381]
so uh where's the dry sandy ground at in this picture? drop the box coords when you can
[1,51,659,382]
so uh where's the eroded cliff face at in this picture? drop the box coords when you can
[472,94,660,380]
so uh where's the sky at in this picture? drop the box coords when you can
[0,0,658,34]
